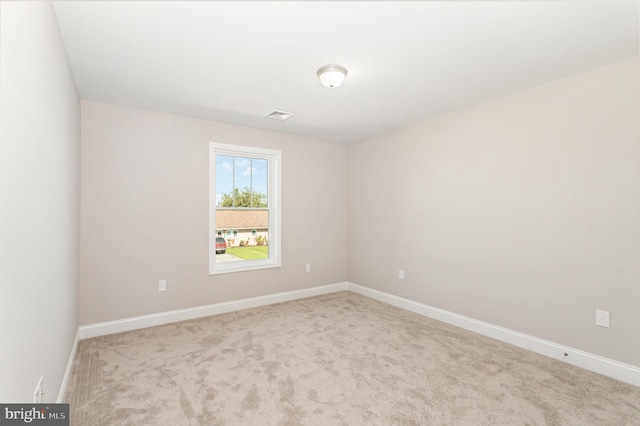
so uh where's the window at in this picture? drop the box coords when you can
[209,142,281,274]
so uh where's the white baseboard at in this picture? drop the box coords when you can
[346,282,640,388]
[74,280,640,388]
[57,329,79,403]
[78,282,348,340]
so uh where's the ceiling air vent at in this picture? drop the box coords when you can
[265,110,295,121]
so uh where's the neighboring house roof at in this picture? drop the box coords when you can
[216,210,268,230]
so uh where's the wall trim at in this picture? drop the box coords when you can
[57,329,80,403]
[75,280,639,388]
[78,282,348,339]
[346,282,640,388]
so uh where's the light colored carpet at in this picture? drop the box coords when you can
[65,291,640,425]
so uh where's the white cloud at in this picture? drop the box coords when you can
[235,158,250,168]
[242,167,257,176]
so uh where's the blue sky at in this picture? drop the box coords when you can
[215,155,268,206]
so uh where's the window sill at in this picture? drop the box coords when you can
[209,259,281,275]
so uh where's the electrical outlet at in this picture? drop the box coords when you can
[306,263,311,273]
[596,309,610,328]
[399,269,405,280]
[33,377,44,403]
[159,280,167,292]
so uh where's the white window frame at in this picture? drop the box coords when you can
[209,142,281,274]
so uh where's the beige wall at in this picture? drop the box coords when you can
[348,58,640,367]
[0,2,80,402]
[80,100,348,325]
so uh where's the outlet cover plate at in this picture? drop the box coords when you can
[596,309,610,328]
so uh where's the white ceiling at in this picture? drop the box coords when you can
[52,1,639,143]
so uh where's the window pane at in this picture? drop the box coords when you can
[215,209,268,263]
[252,158,268,208]
[234,157,252,205]
[216,156,269,208]
[252,158,269,207]
[216,155,234,207]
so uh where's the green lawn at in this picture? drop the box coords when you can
[226,246,268,260]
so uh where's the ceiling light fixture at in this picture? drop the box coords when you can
[317,65,348,88]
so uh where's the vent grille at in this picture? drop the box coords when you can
[265,110,295,121]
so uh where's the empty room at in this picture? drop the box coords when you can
[1,1,640,424]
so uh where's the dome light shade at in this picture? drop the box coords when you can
[317,65,347,88]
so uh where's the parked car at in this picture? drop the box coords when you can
[215,237,227,254]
